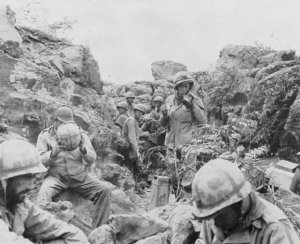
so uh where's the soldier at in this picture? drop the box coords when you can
[122,104,146,177]
[150,95,164,120]
[125,91,135,116]
[160,71,207,156]
[192,159,298,244]
[36,106,111,229]
[115,101,129,131]
[0,139,89,243]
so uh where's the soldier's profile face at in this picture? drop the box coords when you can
[118,107,127,114]
[6,174,36,205]
[153,101,162,108]
[134,110,144,120]
[177,82,190,96]
[212,203,242,231]
[126,97,134,104]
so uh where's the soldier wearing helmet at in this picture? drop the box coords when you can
[160,71,207,156]
[122,103,147,178]
[192,159,298,244]
[150,95,164,120]
[0,139,89,243]
[36,106,111,229]
[114,101,129,131]
[125,91,135,116]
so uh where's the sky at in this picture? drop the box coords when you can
[3,0,300,83]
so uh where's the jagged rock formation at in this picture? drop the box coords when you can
[151,60,187,82]
[201,44,299,156]
[0,5,107,145]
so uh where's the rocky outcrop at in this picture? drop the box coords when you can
[258,50,296,67]
[202,43,300,156]
[0,6,22,43]
[0,5,107,144]
[251,64,300,151]
[279,93,300,160]
[95,163,135,191]
[151,60,187,82]
[217,44,273,69]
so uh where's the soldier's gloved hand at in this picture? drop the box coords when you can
[182,94,194,109]
[50,143,62,158]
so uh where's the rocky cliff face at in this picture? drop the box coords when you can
[200,44,300,156]
[0,6,108,145]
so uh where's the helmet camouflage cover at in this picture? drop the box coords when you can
[0,139,47,180]
[192,159,252,218]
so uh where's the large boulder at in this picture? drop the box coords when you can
[110,214,169,244]
[151,60,187,82]
[168,205,199,244]
[95,163,135,190]
[251,65,300,151]
[258,50,296,67]
[255,59,300,81]
[50,45,85,80]
[217,44,273,69]
[202,64,255,124]
[203,44,274,125]
[49,46,103,92]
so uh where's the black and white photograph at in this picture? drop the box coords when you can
[0,0,300,243]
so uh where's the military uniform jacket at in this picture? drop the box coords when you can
[115,114,128,129]
[160,93,206,149]
[122,116,140,157]
[0,198,88,243]
[36,125,96,181]
[196,192,299,244]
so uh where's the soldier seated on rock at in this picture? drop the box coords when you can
[36,106,111,230]
[0,139,89,244]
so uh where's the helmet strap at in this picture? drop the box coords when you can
[1,179,7,206]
